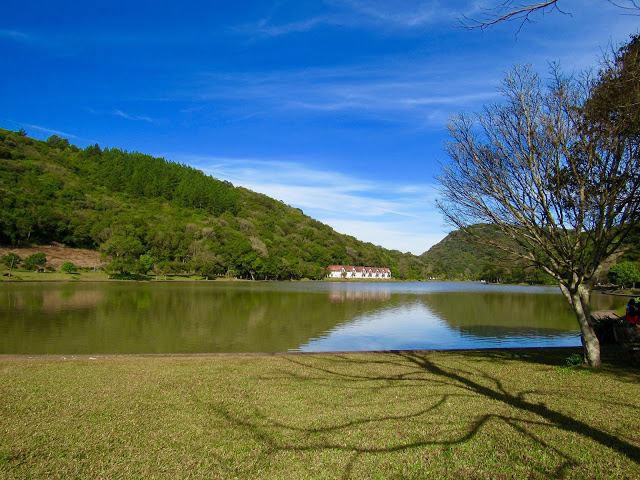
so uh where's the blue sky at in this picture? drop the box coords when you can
[1,1,638,254]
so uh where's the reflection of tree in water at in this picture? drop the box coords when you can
[422,291,577,338]
[0,284,393,354]
[0,284,108,354]
[0,284,585,354]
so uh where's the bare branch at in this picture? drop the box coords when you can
[459,0,639,32]
[607,0,640,11]
[460,1,564,31]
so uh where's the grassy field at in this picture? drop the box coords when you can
[1,348,639,479]
[0,270,244,282]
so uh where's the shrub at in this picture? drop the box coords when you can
[565,353,583,367]
[0,147,12,159]
[22,252,46,271]
[1,253,21,268]
[60,261,78,274]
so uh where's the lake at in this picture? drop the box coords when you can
[0,281,623,354]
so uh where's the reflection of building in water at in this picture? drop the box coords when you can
[328,288,391,303]
[326,265,392,279]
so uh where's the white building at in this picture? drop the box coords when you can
[327,265,392,279]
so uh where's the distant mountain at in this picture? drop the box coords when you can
[0,128,426,279]
[420,225,497,280]
[420,225,557,284]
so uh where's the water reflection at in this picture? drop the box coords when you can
[298,291,581,352]
[328,284,391,303]
[0,282,624,354]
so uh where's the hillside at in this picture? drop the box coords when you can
[420,227,494,279]
[5,128,606,284]
[0,128,427,280]
[420,225,557,284]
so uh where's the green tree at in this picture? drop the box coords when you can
[608,262,640,289]
[1,252,20,277]
[60,261,78,274]
[100,227,145,275]
[437,45,640,367]
[1,252,21,268]
[136,254,154,275]
[46,135,70,150]
[23,252,46,271]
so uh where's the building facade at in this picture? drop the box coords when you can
[326,265,392,279]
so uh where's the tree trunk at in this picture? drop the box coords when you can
[559,283,602,368]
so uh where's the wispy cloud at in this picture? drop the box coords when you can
[112,109,154,123]
[170,153,446,253]
[0,29,31,42]
[238,0,464,37]
[0,28,70,51]
[332,0,459,28]
[86,108,155,123]
[0,27,85,56]
[183,63,502,128]
[236,15,335,37]
[323,218,446,253]
[19,122,95,143]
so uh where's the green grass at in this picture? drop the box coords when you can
[1,270,110,282]
[0,270,245,282]
[1,348,639,479]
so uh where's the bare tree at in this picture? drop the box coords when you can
[437,56,640,367]
[461,1,639,32]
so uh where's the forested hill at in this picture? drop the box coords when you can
[0,128,427,279]
[419,225,557,284]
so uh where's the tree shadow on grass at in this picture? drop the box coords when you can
[204,350,640,478]
[393,351,640,459]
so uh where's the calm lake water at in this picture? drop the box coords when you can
[0,281,622,354]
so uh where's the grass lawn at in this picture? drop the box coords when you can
[0,270,240,282]
[1,347,639,479]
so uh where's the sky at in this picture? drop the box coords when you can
[1,1,638,254]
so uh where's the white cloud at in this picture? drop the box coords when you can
[15,122,97,144]
[322,218,446,254]
[238,0,466,37]
[236,15,335,37]
[180,62,504,131]
[0,29,31,42]
[331,0,460,28]
[21,123,81,140]
[112,109,154,123]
